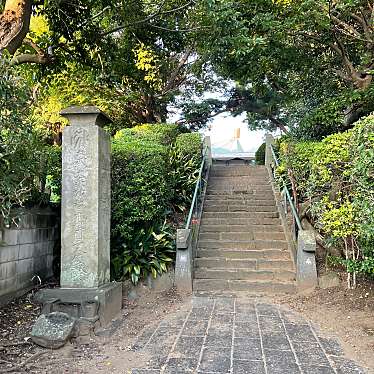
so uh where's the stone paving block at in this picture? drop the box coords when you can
[145,354,169,369]
[256,303,280,318]
[233,338,262,360]
[211,312,234,324]
[192,296,215,308]
[235,312,257,323]
[232,360,266,374]
[182,319,208,336]
[189,307,212,320]
[199,346,231,373]
[205,334,232,347]
[285,323,317,342]
[235,302,256,314]
[173,336,204,357]
[264,349,299,374]
[318,336,345,356]
[262,332,291,350]
[164,357,198,373]
[214,298,234,314]
[132,369,160,374]
[235,321,260,339]
[332,356,367,374]
[293,341,330,366]
[258,315,284,333]
[301,365,336,374]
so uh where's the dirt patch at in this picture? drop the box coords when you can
[274,277,374,373]
[0,285,188,373]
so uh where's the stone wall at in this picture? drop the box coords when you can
[0,209,59,305]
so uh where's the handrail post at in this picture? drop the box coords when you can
[175,229,193,292]
[297,230,318,292]
[265,133,275,168]
[204,136,212,167]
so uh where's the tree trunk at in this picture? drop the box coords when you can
[0,0,32,54]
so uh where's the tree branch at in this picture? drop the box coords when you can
[102,0,196,36]
[0,0,32,54]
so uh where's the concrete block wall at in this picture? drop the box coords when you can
[0,209,59,305]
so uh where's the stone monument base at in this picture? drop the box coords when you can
[34,282,122,339]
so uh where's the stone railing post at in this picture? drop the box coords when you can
[204,136,212,166]
[296,230,318,292]
[265,133,275,168]
[175,229,193,293]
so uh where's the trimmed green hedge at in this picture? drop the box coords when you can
[110,123,202,282]
[255,143,266,165]
[115,123,181,145]
[175,132,202,161]
[111,138,171,245]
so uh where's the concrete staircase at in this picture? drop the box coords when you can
[193,164,296,295]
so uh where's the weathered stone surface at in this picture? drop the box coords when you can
[319,272,340,289]
[297,230,318,292]
[31,312,76,349]
[130,297,367,374]
[36,282,122,326]
[60,106,111,288]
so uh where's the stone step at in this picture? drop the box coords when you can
[203,204,278,213]
[210,167,267,176]
[206,190,275,198]
[199,231,286,241]
[198,239,288,250]
[194,268,295,282]
[208,179,271,186]
[199,224,284,233]
[204,198,276,206]
[202,212,279,219]
[197,248,291,260]
[207,186,273,192]
[193,279,296,294]
[200,217,281,226]
[194,257,295,270]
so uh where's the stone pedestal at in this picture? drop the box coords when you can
[32,107,122,347]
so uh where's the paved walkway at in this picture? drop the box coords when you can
[131,297,366,374]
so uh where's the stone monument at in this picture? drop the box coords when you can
[32,106,122,347]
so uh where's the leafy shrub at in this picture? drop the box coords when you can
[111,137,171,246]
[279,115,374,284]
[111,220,175,284]
[115,123,181,145]
[255,143,266,165]
[111,125,202,283]
[175,132,202,161]
[0,58,50,220]
[167,133,202,211]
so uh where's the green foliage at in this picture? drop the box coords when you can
[175,133,202,162]
[115,123,181,145]
[111,220,175,284]
[111,137,170,245]
[255,143,266,165]
[169,133,202,211]
[0,58,50,220]
[111,124,202,283]
[279,115,374,277]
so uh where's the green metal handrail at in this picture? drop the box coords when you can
[270,144,302,232]
[185,145,209,229]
